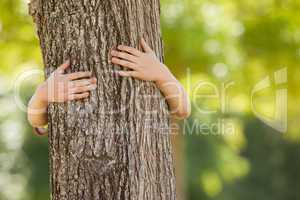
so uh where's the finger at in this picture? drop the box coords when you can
[68,92,90,101]
[69,84,97,94]
[111,50,138,63]
[67,71,92,80]
[111,58,137,70]
[141,38,153,53]
[117,45,142,56]
[117,70,138,78]
[56,60,70,74]
[70,77,97,87]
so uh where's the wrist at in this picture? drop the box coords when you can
[155,64,176,86]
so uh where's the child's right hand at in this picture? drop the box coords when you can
[27,60,97,131]
[36,60,97,104]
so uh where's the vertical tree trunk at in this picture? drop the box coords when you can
[29,0,176,199]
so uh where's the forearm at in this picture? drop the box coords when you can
[155,65,191,119]
[27,83,48,127]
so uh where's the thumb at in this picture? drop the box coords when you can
[56,60,70,74]
[141,38,152,53]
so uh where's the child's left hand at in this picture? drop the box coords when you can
[111,38,172,84]
[111,38,191,119]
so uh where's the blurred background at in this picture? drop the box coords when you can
[0,0,299,199]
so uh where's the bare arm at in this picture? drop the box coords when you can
[111,38,191,119]
[27,82,49,127]
[155,70,191,119]
[27,61,97,133]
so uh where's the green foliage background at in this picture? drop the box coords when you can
[0,0,299,199]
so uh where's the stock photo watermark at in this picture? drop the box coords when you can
[13,66,287,135]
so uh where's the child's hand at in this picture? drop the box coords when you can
[27,61,97,130]
[36,61,97,103]
[111,38,191,119]
[111,38,172,84]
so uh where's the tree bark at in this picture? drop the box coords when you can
[29,0,176,199]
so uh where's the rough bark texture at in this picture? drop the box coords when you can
[29,0,176,200]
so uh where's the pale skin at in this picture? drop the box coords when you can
[27,38,191,134]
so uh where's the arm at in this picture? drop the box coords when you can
[111,38,191,119]
[27,61,97,134]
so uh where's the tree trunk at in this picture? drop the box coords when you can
[29,0,176,199]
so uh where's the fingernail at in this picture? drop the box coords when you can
[90,79,96,83]
[111,71,119,76]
